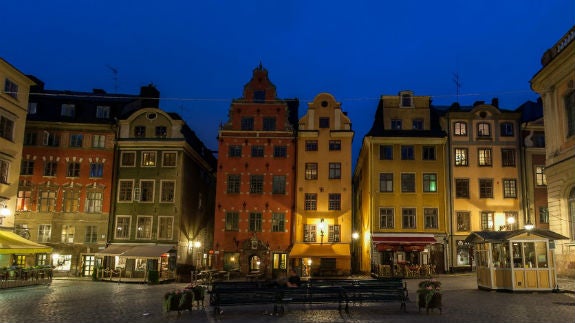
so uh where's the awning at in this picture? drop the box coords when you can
[0,230,53,254]
[121,245,175,259]
[94,245,133,256]
[372,233,438,246]
[289,243,350,258]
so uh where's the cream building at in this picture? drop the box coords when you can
[291,93,354,276]
[531,25,575,277]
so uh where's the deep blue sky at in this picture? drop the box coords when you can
[3,1,574,160]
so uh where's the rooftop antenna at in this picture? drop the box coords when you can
[106,65,118,93]
[452,72,461,104]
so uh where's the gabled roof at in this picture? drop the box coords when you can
[464,229,569,244]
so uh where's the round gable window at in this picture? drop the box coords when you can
[321,100,328,108]
[147,113,157,120]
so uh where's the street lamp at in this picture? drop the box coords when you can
[318,218,325,245]
[352,232,359,275]
[194,241,202,269]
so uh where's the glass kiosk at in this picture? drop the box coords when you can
[465,229,568,291]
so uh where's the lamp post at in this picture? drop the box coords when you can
[318,218,325,245]
[194,241,202,269]
[352,232,359,274]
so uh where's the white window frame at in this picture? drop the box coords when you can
[139,180,155,203]
[141,151,157,167]
[162,151,177,167]
[158,216,174,240]
[115,215,131,239]
[160,180,175,203]
[92,135,106,148]
[118,179,134,202]
[120,151,136,167]
[136,216,153,240]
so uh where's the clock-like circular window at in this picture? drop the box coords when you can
[147,113,157,120]
[321,101,328,107]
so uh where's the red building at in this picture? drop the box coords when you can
[213,64,298,278]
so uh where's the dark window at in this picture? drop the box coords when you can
[134,126,146,138]
[20,160,34,175]
[225,212,239,231]
[4,78,19,99]
[69,134,83,148]
[304,193,317,210]
[565,90,575,137]
[456,212,470,231]
[401,146,414,160]
[455,179,469,198]
[227,174,241,194]
[379,173,393,192]
[401,93,412,107]
[66,162,80,177]
[229,145,242,157]
[501,149,516,167]
[155,126,167,137]
[241,117,254,130]
[391,119,402,129]
[329,140,341,151]
[251,145,264,157]
[539,207,549,224]
[0,117,14,141]
[402,208,416,229]
[500,122,514,136]
[379,208,394,229]
[329,163,341,179]
[272,175,286,194]
[401,173,415,192]
[273,145,287,158]
[250,175,264,194]
[44,161,57,177]
[89,163,104,178]
[249,212,262,232]
[328,193,341,211]
[319,117,330,128]
[503,179,517,198]
[23,131,36,145]
[305,140,318,151]
[379,145,393,160]
[479,179,493,198]
[424,208,438,229]
[412,119,423,130]
[263,117,276,131]
[253,90,266,103]
[422,146,436,160]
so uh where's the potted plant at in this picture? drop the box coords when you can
[417,278,442,314]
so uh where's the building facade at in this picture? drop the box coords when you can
[531,25,575,277]
[291,93,353,277]
[441,100,523,272]
[213,65,298,279]
[353,91,448,276]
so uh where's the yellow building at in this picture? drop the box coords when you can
[531,25,575,277]
[0,58,35,229]
[442,100,522,272]
[291,93,353,277]
[354,91,448,276]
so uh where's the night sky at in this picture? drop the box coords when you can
[3,1,574,160]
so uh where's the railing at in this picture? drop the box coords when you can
[0,267,53,289]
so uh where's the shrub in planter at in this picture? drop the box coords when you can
[148,270,159,284]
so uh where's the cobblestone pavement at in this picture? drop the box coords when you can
[0,274,573,323]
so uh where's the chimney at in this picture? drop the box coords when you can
[491,98,499,108]
[140,83,160,108]
[473,100,485,107]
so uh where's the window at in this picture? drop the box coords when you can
[85,190,103,213]
[134,126,146,138]
[92,135,105,148]
[43,161,57,177]
[329,163,341,179]
[272,213,285,232]
[160,180,175,202]
[539,206,549,224]
[69,134,83,147]
[61,225,75,243]
[501,149,516,167]
[118,180,133,202]
[263,117,276,131]
[16,188,32,211]
[401,145,414,160]
[456,212,470,231]
[253,90,265,103]
[535,166,547,186]
[158,216,174,240]
[455,148,468,166]
[423,173,437,192]
[422,146,436,160]
[66,162,81,177]
[4,78,19,99]
[115,216,131,239]
[481,211,494,230]
[500,122,514,136]
[455,178,469,198]
[478,148,492,166]
[23,131,36,145]
[120,152,136,167]
[329,140,341,151]
[227,174,241,194]
[225,212,239,231]
[38,189,56,212]
[328,193,341,211]
[21,160,34,175]
[319,117,330,128]
[28,102,37,114]
[477,122,491,138]
[454,122,467,136]
[85,226,98,243]
[379,145,393,160]
[251,145,264,157]
[42,131,59,146]
[401,93,412,107]
[249,212,262,232]
[61,104,75,117]
[304,193,317,210]
[0,116,14,141]
[424,208,438,229]
[379,208,394,229]
[566,90,575,137]
[274,145,287,158]
[304,224,317,242]
[479,179,493,198]
[272,175,286,194]
[391,119,402,129]
[305,163,318,180]
[141,152,156,167]
[38,224,52,243]
[328,225,341,242]
[136,216,153,239]
[401,173,415,192]
[505,212,518,230]
[503,179,517,198]
[250,175,264,194]
[140,180,155,202]
[229,145,242,157]
[379,173,393,192]
[412,119,423,130]
[62,187,80,212]
[87,162,103,178]
[241,117,254,130]
[305,140,318,151]
[155,126,167,137]
[96,105,110,119]
[402,208,416,229]
[162,152,177,167]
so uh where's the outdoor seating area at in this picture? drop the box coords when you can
[0,266,53,289]
[373,264,436,279]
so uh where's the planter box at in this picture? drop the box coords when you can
[418,293,442,314]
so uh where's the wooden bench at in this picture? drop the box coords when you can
[342,279,408,312]
[275,285,348,315]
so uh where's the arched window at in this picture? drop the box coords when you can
[569,187,575,240]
